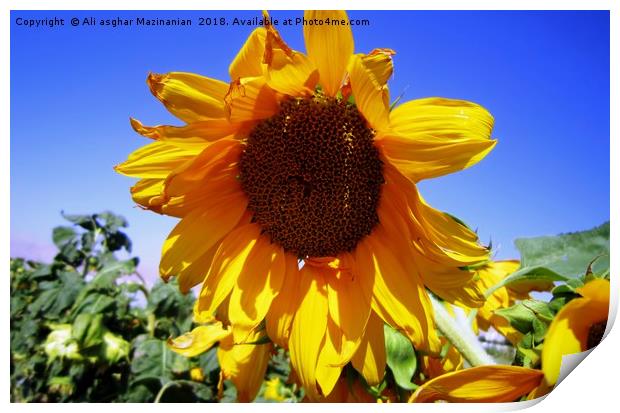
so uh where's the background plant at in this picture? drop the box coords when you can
[9,212,610,402]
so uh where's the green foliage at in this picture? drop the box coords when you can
[384,325,418,391]
[9,211,219,402]
[514,222,609,278]
[490,222,610,369]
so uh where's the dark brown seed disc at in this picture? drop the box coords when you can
[587,320,607,349]
[239,95,384,258]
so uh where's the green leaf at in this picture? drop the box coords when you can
[384,325,417,390]
[494,304,537,334]
[72,313,105,348]
[485,266,568,297]
[62,212,98,231]
[52,226,77,249]
[515,222,609,278]
[521,299,554,322]
[131,337,190,382]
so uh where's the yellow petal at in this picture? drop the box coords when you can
[197,224,261,315]
[361,48,396,86]
[326,262,371,349]
[228,236,286,343]
[410,365,543,403]
[217,332,272,402]
[288,265,328,401]
[348,54,390,131]
[147,72,228,122]
[303,10,353,97]
[379,97,496,182]
[577,277,610,306]
[225,76,279,122]
[383,165,490,266]
[266,254,302,348]
[175,242,220,294]
[542,278,609,386]
[162,138,242,198]
[356,228,440,353]
[229,27,267,80]
[159,167,243,218]
[267,48,318,96]
[315,319,345,396]
[129,117,244,150]
[351,312,386,385]
[159,190,248,280]
[114,141,199,178]
[130,178,164,212]
[167,323,231,358]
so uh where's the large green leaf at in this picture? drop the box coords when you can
[130,336,190,383]
[515,222,609,278]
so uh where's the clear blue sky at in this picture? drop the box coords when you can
[10,10,610,284]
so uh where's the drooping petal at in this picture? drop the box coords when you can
[197,224,261,315]
[315,319,345,396]
[266,254,302,348]
[147,72,229,122]
[303,10,353,97]
[351,312,386,385]
[167,323,231,357]
[159,190,248,281]
[129,117,245,150]
[225,76,280,122]
[348,54,390,131]
[114,141,199,178]
[409,365,544,403]
[379,97,496,182]
[542,278,609,386]
[217,332,272,402]
[355,227,440,353]
[229,27,268,80]
[383,164,490,267]
[228,235,286,343]
[288,265,328,401]
[326,262,371,351]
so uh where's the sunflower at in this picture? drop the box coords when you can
[541,277,609,387]
[116,10,496,400]
[465,260,553,344]
[408,277,611,403]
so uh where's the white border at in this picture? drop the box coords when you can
[3,1,616,411]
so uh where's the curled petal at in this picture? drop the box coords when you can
[147,72,228,122]
[167,323,231,358]
[410,365,544,403]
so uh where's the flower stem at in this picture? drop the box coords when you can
[430,296,496,367]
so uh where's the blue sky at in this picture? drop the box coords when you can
[10,10,610,284]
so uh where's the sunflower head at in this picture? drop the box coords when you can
[240,94,384,258]
[116,10,497,401]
